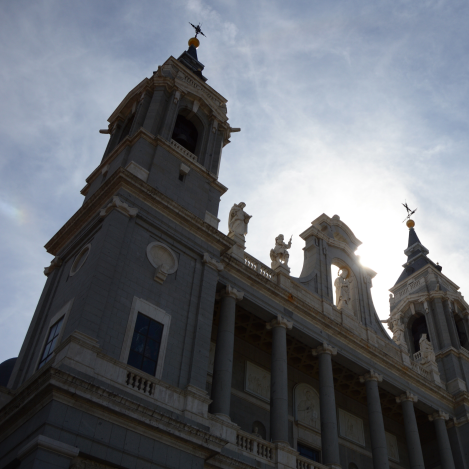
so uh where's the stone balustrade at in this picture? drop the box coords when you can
[411,361,430,380]
[235,430,274,462]
[296,454,328,469]
[125,370,155,396]
[169,139,198,162]
[413,351,422,362]
[244,253,275,280]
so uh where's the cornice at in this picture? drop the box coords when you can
[82,129,228,196]
[46,168,235,255]
[0,367,228,458]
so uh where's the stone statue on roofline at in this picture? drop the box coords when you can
[270,234,292,270]
[419,333,436,364]
[334,268,353,314]
[228,202,251,245]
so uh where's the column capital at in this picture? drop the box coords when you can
[396,391,418,403]
[218,285,244,301]
[203,253,224,272]
[359,370,383,383]
[266,314,293,330]
[312,342,337,356]
[428,410,449,421]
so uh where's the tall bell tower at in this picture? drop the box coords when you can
[0,33,241,469]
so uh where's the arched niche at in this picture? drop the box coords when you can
[251,421,266,440]
[331,258,359,320]
[293,383,320,431]
[171,104,206,157]
[407,313,430,354]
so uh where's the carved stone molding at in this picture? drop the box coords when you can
[100,195,138,218]
[359,370,383,383]
[266,314,293,330]
[428,410,449,421]
[146,242,179,284]
[312,342,337,357]
[44,256,63,276]
[396,391,418,403]
[202,253,224,272]
[219,285,244,302]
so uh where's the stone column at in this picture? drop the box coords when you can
[312,343,340,467]
[360,371,389,469]
[429,411,455,469]
[396,392,425,469]
[266,314,292,444]
[210,285,243,419]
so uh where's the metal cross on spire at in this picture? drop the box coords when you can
[402,201,417,223]
[189,22,206,38]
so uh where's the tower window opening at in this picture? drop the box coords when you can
[411,315,430,353]
[127,312,164,376]
[178,173,185,182]
[172,114,198,154]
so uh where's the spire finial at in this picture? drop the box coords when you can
[402,201,417,229]
[188,22,205,49]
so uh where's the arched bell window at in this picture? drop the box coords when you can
[411,315,430,352]
[172,114,198,154]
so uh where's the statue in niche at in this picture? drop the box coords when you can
[419,334,436,364]
[228,202,251,242]
[297,390,319,427]
[390,314,407,352]
[270,234,292,269]
[334,268,353,311]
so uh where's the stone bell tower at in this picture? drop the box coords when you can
[0,34,241,469]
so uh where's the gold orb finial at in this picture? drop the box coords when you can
[188,37,200,48]
[406,219,415,229]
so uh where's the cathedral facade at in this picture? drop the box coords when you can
[0,36,468,469]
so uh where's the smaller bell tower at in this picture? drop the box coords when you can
[388,218,469,396]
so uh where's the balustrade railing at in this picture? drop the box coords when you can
[413,351,422,362]
[169,139,198,162]
[235,430,274,462]
[296,455,328,469]
[244,253,275,280]
[410,361,430,380]
[125,371,155,396]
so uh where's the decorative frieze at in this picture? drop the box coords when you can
[338,409,365,446]
[245,361,271,402]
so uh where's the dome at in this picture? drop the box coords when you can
[0,357,17,387]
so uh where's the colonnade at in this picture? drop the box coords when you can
[209,285,456,469]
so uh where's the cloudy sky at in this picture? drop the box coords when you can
[1,0,469,363]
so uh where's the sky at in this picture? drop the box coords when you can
[1,0,469,363]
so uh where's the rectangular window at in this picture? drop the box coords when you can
[297,443,320,462]
[38,316,64,369]
[127,312,164,376]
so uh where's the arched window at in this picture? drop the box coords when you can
[118,114,135,143]
[172,114,198,154]
[411,315,430,352]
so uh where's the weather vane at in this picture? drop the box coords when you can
[402,201,417,223]
[189,22,206,38]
